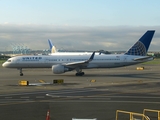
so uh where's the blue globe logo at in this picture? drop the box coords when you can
[125,41,146,56]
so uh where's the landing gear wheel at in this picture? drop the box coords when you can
[81,72,84,75]
[20,73,23,76]
[75,72,85,76]
[19,68,23,76]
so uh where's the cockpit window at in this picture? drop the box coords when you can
[7,60,11,62]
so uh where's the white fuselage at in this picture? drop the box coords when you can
[2,54,153,69]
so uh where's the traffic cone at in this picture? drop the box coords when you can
[46,110,50,120]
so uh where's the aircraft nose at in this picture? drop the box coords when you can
[2,62,6,67]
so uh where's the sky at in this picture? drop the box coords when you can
[0,0,160,52]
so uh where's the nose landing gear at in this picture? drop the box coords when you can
[20,73,23,76]
[18,68,23,76]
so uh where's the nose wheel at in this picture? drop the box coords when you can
[19,68,23,76]
[20,73,23,76]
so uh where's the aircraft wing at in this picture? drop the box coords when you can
[63,51,95,68]
[133,56,153,61]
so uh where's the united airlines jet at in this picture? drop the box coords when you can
[2,30,155,76]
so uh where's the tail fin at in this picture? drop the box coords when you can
[48,39,53,50]
[48,39,57,53]
[125,30,155,56]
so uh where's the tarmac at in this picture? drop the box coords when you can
[0,64,160,120]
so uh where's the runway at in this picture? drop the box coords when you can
[0,64,160,120]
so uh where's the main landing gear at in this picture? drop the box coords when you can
[75,72,85,76]
[75,68,85,76]
[18,68,23,76]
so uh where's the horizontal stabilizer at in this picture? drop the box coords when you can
[133,56,153,61]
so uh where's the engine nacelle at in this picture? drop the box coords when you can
[52,65,69,74]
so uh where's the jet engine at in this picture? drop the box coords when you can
[52,65,70,74]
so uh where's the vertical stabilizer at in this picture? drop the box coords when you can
[125,30,155,56]
[48,39,57,53]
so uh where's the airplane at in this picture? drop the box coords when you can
[48,39,105,55]
[2,30,155,76]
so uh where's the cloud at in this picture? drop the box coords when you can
[0,24,160,52]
